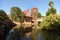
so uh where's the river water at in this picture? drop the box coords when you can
[6,25,60,40]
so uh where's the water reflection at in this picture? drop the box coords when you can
[6,25,60,40]
[6,25,43,40]
[40,29,60,40]
[37,33,44,40]
[6,25,32,40]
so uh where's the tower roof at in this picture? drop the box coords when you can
[32,7,38,10]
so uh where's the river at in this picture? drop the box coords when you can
[6,25,60,40]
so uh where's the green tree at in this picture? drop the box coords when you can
[0,10,8,20]
[39,14,60,30]
[10,7,22,22]
[46,8,56,16]
[0,10,8,40]
[0,10,16,40]
[38,12,41,18]
[46,1,56,16]
[17,12,24,26]
[9,7,25,40]
[10,7,24,26]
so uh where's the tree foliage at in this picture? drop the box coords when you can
[0,10,16,40]
[0,10,8,20]
[10,7,24,27]
[38,12,41,18]
[46,8,56,16]
[18,12,24,23]
[39,14,60,30]
[49,1,54,8]
[46,1,56,16]
[10,7,24,22]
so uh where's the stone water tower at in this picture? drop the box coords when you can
[31,7,38,28]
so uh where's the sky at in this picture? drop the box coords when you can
[0,0,60,16]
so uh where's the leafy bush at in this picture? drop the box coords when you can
[39,14,60,30]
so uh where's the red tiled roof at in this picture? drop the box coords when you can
[23,9,31,16]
